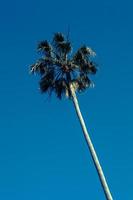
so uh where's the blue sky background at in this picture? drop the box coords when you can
[0,0,133,199]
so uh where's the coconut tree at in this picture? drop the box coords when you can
[29,32,113,200]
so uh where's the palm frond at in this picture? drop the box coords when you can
[77,74,91,92]
[88,62,97,74]
[40,69,55,93]
[80,62,97,74]
[72,50,85,64]
[40,78,52,93]
[30,61,47,75]
[53,33,65,43]
[57,41,72,54]
[53,33,72,55]
[72,46,96,66]
[37,40,52,56]
[79,46,96,57]
[54,79,69,99]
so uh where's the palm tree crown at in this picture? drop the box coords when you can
[30,32,97,99]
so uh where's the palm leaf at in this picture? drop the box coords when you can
[53,33,72,55]
[37,40,52,56]
[88,62,97,74]
[79,46,96,57]
[53,33,65,43]
[72,50,85,65]
[57,41,72,54]
[54,79,69,99]
[30,61,46,75]
[40,69,55,93]
[77,74,91,92]
[80,62,97,74]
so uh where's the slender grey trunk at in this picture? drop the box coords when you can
[69,84,113,200]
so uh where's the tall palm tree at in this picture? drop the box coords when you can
[30,32,113,200]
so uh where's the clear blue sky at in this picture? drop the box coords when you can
[0,0,133,199]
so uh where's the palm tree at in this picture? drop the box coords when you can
[30,32,113,200]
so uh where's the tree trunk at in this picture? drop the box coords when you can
[69,84,113,200]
